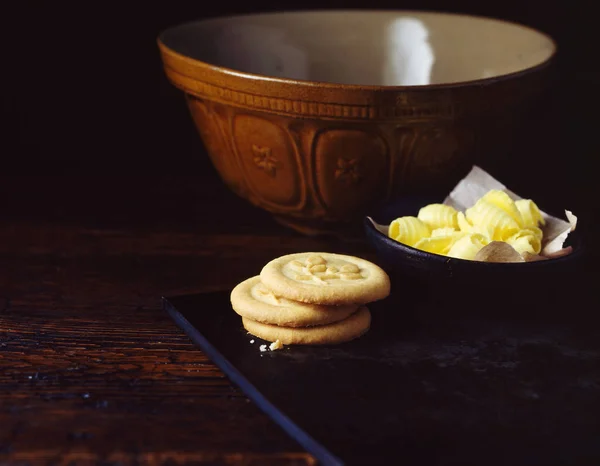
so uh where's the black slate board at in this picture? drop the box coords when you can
[163,289,600,466]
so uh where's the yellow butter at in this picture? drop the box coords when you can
[466,200,521,241]
[515,199,545,228]
[414,235,455,255]
[457,211,494,239]
[522,225,543,241]
[387,188,547,262]
[431,227,457,237]
[417,204,458,230]
[506,229,542,255]
[388,216,430,247]
[480,189,523,227]
[447,233,490,261]
[457,211,472,232]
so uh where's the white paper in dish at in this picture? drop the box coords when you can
[370,165,577,261]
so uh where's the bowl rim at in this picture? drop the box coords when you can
[363,216,584,269]
[157,8,558,92]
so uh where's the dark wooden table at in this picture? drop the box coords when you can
[2,2,597,462]
[0,174,382,465]
[1,160,597,465]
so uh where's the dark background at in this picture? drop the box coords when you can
[3,1,597,233]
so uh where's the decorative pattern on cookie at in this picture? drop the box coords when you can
[260,253,390,305]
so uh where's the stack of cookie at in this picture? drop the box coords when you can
[230,252,390,346]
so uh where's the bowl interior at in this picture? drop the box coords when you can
[160,10,555,86]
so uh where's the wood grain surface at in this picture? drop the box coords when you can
[0,175,376,465]
[0,168,596,466]
[1,3,596,463]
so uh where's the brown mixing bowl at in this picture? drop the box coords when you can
[157,10,556,235]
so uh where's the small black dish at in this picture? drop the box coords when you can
[364,196,586,318]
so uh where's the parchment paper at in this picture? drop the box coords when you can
[443,166,577,256]
[369,166,578,260]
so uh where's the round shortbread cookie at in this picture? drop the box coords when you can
[230,276,359,327]
[259,252,390,305]
[242,306,371,345]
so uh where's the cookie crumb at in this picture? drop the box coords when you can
[269,339,284,351]
[259,344,268,352]
[249,339,254,344]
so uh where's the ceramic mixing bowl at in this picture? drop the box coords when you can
[157,10,555,235]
